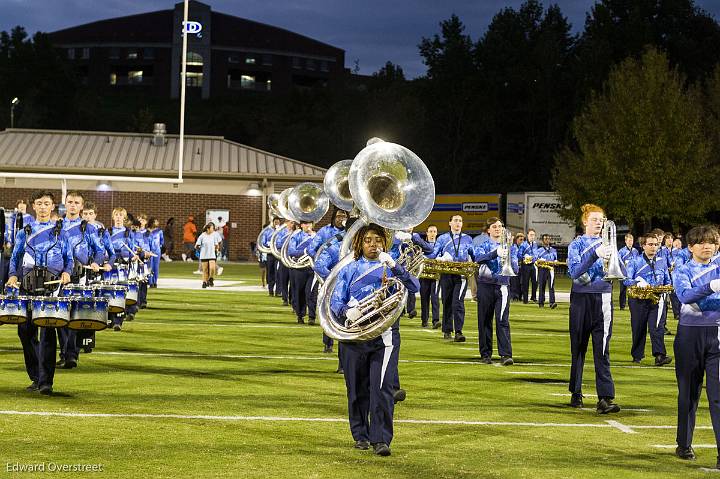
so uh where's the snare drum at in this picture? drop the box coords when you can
[94,284,127,313]
[31,297,70,328]
[0,295,30,324]
[68,297,108,331]
[125,281,139,306]
[62,284,95,299]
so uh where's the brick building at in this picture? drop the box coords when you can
[0,128,327,260]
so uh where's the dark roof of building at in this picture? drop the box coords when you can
[0,129,326,180]
[48,3,343,59]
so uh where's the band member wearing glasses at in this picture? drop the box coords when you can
[566,203,621,414]
[673,225,720,466]
[618,234,638,310]
[430,214,474,342]
[473,218,518,365]
[330,223,419,457]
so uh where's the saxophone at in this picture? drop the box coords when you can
[535,260,567,270]
[626,285,674,304]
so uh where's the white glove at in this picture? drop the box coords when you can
[524,255,532,262]
[348,296,359,308]
[710,279,720,293]
[394,231,412,241]
[595,244,613,260]
[497,246,509,260]
[635,278,649,288]
[345,307,362,324]
[378,251,396,268]
[438,252,453,262]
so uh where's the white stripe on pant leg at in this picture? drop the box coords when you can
[601,293,612,355]
[379,329,394,390]
[656,296,665,328]
[459,278,467,301]
[310,275,317,292]
[550,269,555,289]
[500,285,509,318]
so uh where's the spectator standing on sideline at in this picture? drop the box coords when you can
[182,215,197,262]
[162,218,175,261]
[222,221,230,260]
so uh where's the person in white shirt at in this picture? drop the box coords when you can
[195,222,220,288]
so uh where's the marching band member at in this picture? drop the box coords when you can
[618,234,638,310]
[314,231,345,355]
[109,208,138,329]
[57,191,106,369]
[260,217,282,296]
[330,223,419,456]
[2,200,34,285]
[418,225,440,328]
[131,214,151,309]
[668,237,685,320]
[473,218,518,365]
[658,233,674,264]
[5,190,73,395]
[148,217,164,289]
[275,219,295,307]
[535,234,558,309]
[288,220,316,324]
[510,232,525,301]
[566,204,621,414]
[672,225,720,466]
[623,234,672,366]
[306,209,348,322]
[519,229,538,303]
[430,214,474,341]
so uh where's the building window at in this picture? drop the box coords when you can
[292,57,302,69]
[245,56,256,65]
[143,48,155,60]
[262,54,272,66]
[127,49,138,60]
[129,70,143,84]
[109,73,117,85]
[227,70,271,92]
[228,54,239,64]
[187,51,203,66]
[81,48,90,59]
[186,72,203,87]
[306,59,316,71]
[266,79,272,91]
[320,61,329,72]
[240,75,255,89]
[67,48,75,60]
[109,48,120,60]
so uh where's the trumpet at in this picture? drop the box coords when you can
[601,219,626,281]
[535,260,567,270]
[500,229,516,277]
[627,285,674,304]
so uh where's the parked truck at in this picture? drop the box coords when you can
[506,192,575,246]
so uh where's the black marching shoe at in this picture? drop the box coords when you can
[632,358,642,364]
[443,332,452,340]
[570,393,584,408]
[39,385,53,395]
[550,303,558,309]
[354,440,370,450]
[501,356,514,366]
[125,313,135,322]
[408,311,417,319]
[208,277,214,287]
[372,443,391,456]
[675,445,695,460]
[297,317,305,324]
[655,354,673,366]
[56,359,66,368]
[421,320,429,328]
[323,345,333,354]
[26,381,39,392]
[480,356,493,364]
[454,332,466,342]
[308,318,316,326]
[282,301,289,306]
[596,397,621,414]
[335,367,344,374]
[202,282,208,289]
[432,321,441,329]
[63,359,77,369]
[83,346,92,354]
[393,388,407,404]
[113,324,122,331]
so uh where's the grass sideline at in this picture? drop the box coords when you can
[0,262,713,478]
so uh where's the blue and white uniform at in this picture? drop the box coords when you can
[109,226,136,326]
[518,239,538,303]
[566,234,616,400]
[131,228,151,310]
[618,245,638,309]
[9,219,73,390]
[274,226,292,305]
[415,234,439,327]
[330,256,419,447]
[673,258,720,454]
[430,232,474,336]
[288,229,316,322]
[313,233,344,351]
[400,233,433,319]
[624,254,671,361]
[149,228,164,287]
[473,238,519,359]
[535,245,558,307]
[260,225,278,295]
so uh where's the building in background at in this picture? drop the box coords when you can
[48,0,346,99]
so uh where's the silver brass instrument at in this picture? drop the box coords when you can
[500,229,517,277]
[269,188,297,260]
[324,160,354,212]
[256,194,281,254]
[319,140,435,342]
[280,183,329,269]
[601,219,627,281]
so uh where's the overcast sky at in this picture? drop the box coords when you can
[2,0,719,78]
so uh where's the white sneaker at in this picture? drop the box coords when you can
[181,253,187,261]
[162,254,172,262]
[217,266,224,276]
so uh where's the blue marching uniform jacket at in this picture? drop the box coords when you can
[567,235,613,294]
[429,232,474,261]
[673,260,720,327]
[259,225,275,249]
[618,246,638,266]
[110,227,136,262]
[274,227,292,252]
[535,246,558,263]
[623,255,671,287]
[518,240,536,264]
[330,257,420,322]
[9,220,73,278]
[288,230,315,259]
[313,235,344,280]
[473,239,519,286]
[62,217,105,266]
[4,212,35,247]
[306,224,341,259]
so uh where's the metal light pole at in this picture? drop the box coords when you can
[10,97,19,128]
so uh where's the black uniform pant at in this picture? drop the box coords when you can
[520,263,537,303]
[59,327,79,362]
[674,325,720,453]
[406,291,417,316]
[670,292,681,320]
[340,328,400,445]
[440,274,467,334]
[568,292,616,398]
[276,263,290,303]
[289,267,313,319]
[419,278,439,324]
[509,275,521,301]
[477,283,512,358]
[619,283,628,309]
[629,297,667,360]
[266,255,278,295]
[537,267,556,306]
[18,320,56,388]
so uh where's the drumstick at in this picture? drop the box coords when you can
[44,279,64,285]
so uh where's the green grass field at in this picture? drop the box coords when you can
[0,263,715,478]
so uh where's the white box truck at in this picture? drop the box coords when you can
[506,192,575,246]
